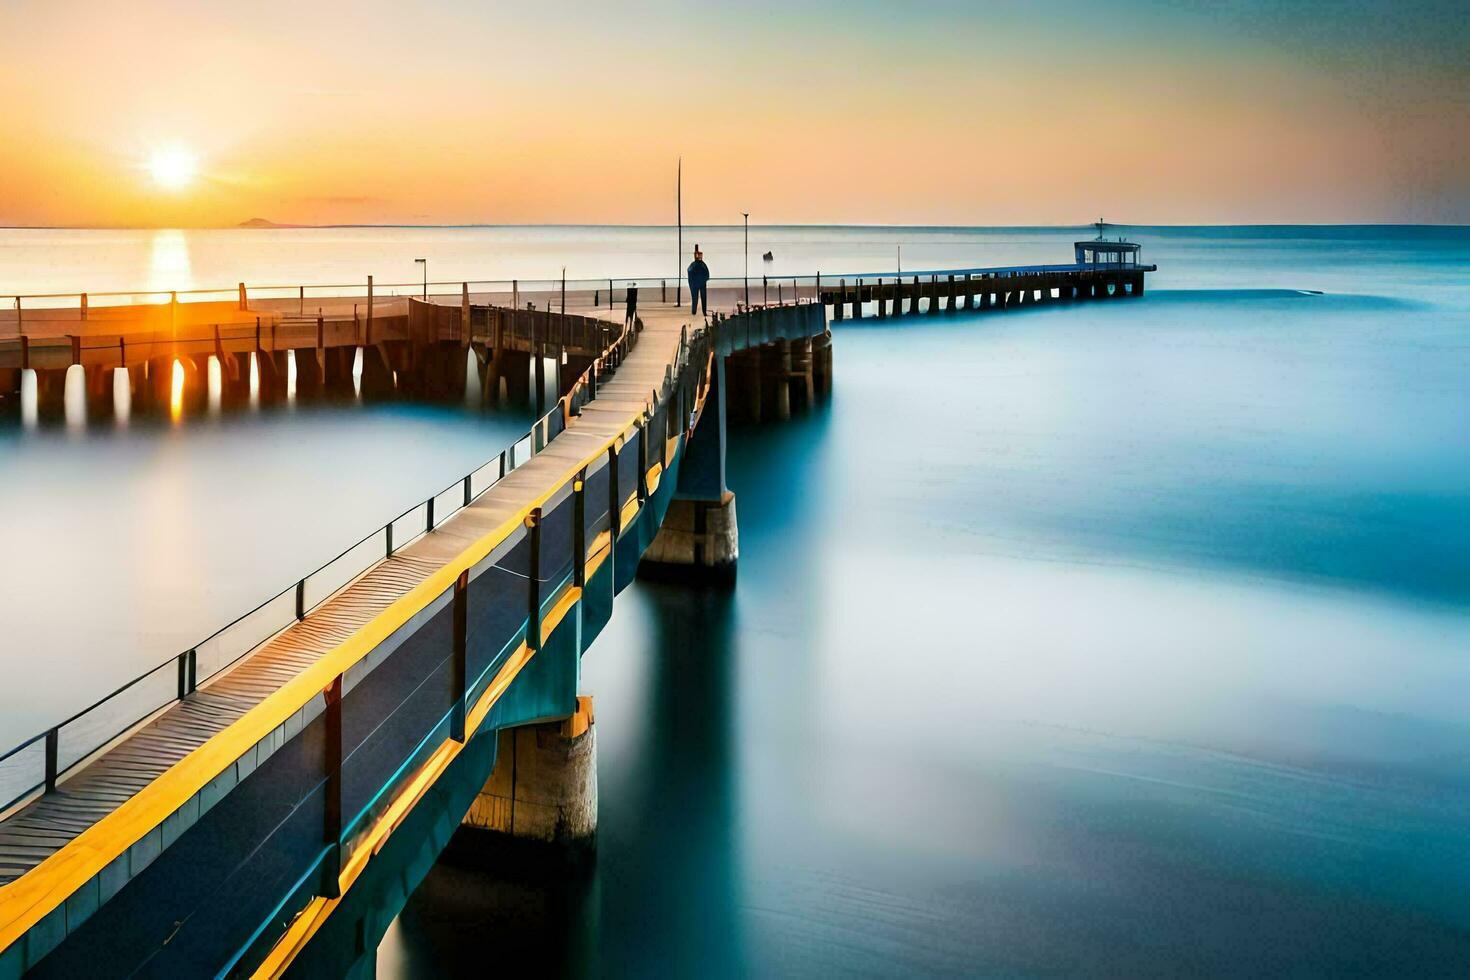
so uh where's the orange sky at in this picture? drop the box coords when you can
[1,0,1465,227]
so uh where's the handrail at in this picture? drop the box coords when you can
[0,307,637,813]
[0,300,719,958]
[0,263,1150,308]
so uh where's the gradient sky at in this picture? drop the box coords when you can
[0,0,1465,227]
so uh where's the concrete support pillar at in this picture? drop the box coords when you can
[462,697,597,855]
[293,349,324,399]
[145,356,174,408]
[323,347,355,395]
[811,331,833,399]
[501,349,531,407]
[762,340,791,422]
[642,355,739,584]
[486,309,505,405]
[84,365,112,411]
[789,337,815,411]
[220,352,250,405]
[728,347,762,424]
[639,493,739,585]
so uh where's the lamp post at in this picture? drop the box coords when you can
[415,258,427,300]
[742,212,750,306]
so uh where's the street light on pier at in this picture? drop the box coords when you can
[742,212,750,306]
[415,258,427,300]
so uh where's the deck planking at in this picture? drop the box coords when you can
[0,299,696,887]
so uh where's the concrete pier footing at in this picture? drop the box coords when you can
[461,696,598,855]
[639,491,739,586]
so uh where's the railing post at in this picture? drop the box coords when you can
[386,522,394,558]
[177,651,191,700]
[526,509,542,651]
[451,570,468,742]
[573,475,587,589]
[532,310,544,422]
[608,443,621,538]
[636,418,649,503]
[322,675,343,898]
[463,474,472,507]
[295,580,306,620]
[427,495,436,531]
[44,728,58,793]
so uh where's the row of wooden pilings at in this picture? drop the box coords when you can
[823,269,1146,321]
[723,331,833,424]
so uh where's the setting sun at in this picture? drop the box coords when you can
[148,147,197,191]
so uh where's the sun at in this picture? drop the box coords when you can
[149,147,198,191]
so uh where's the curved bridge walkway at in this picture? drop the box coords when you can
[0,260,1148,976]
[0,288,825,977]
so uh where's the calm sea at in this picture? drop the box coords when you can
[4,225,1470,975]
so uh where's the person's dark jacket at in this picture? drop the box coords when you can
[687,259,710,290]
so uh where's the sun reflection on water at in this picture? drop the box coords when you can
[146,230,193,297]
[170,359,185,421]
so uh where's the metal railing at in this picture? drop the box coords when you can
[0,258,1151,330]
[0,307,640,815]
[0,300,820,972]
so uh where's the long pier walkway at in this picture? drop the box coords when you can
[0,253,1150,977]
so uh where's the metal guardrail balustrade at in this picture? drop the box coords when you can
[0,309,641,814]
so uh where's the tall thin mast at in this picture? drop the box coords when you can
[676,157,683,306]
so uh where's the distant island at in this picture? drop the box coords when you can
[236,217,303,229]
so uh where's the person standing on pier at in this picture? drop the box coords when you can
[625,282,639,326]
[688,246,710,317]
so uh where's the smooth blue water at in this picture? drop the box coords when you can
[376,227,1470,975]
[3,225,1469,973]
[0,401,532,744]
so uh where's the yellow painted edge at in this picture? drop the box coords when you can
[254,449,670,974]
[0,405,649,949]
[251,584,582,978]
[584,530,613,579]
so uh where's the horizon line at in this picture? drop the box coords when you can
[1,221,1468,232]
